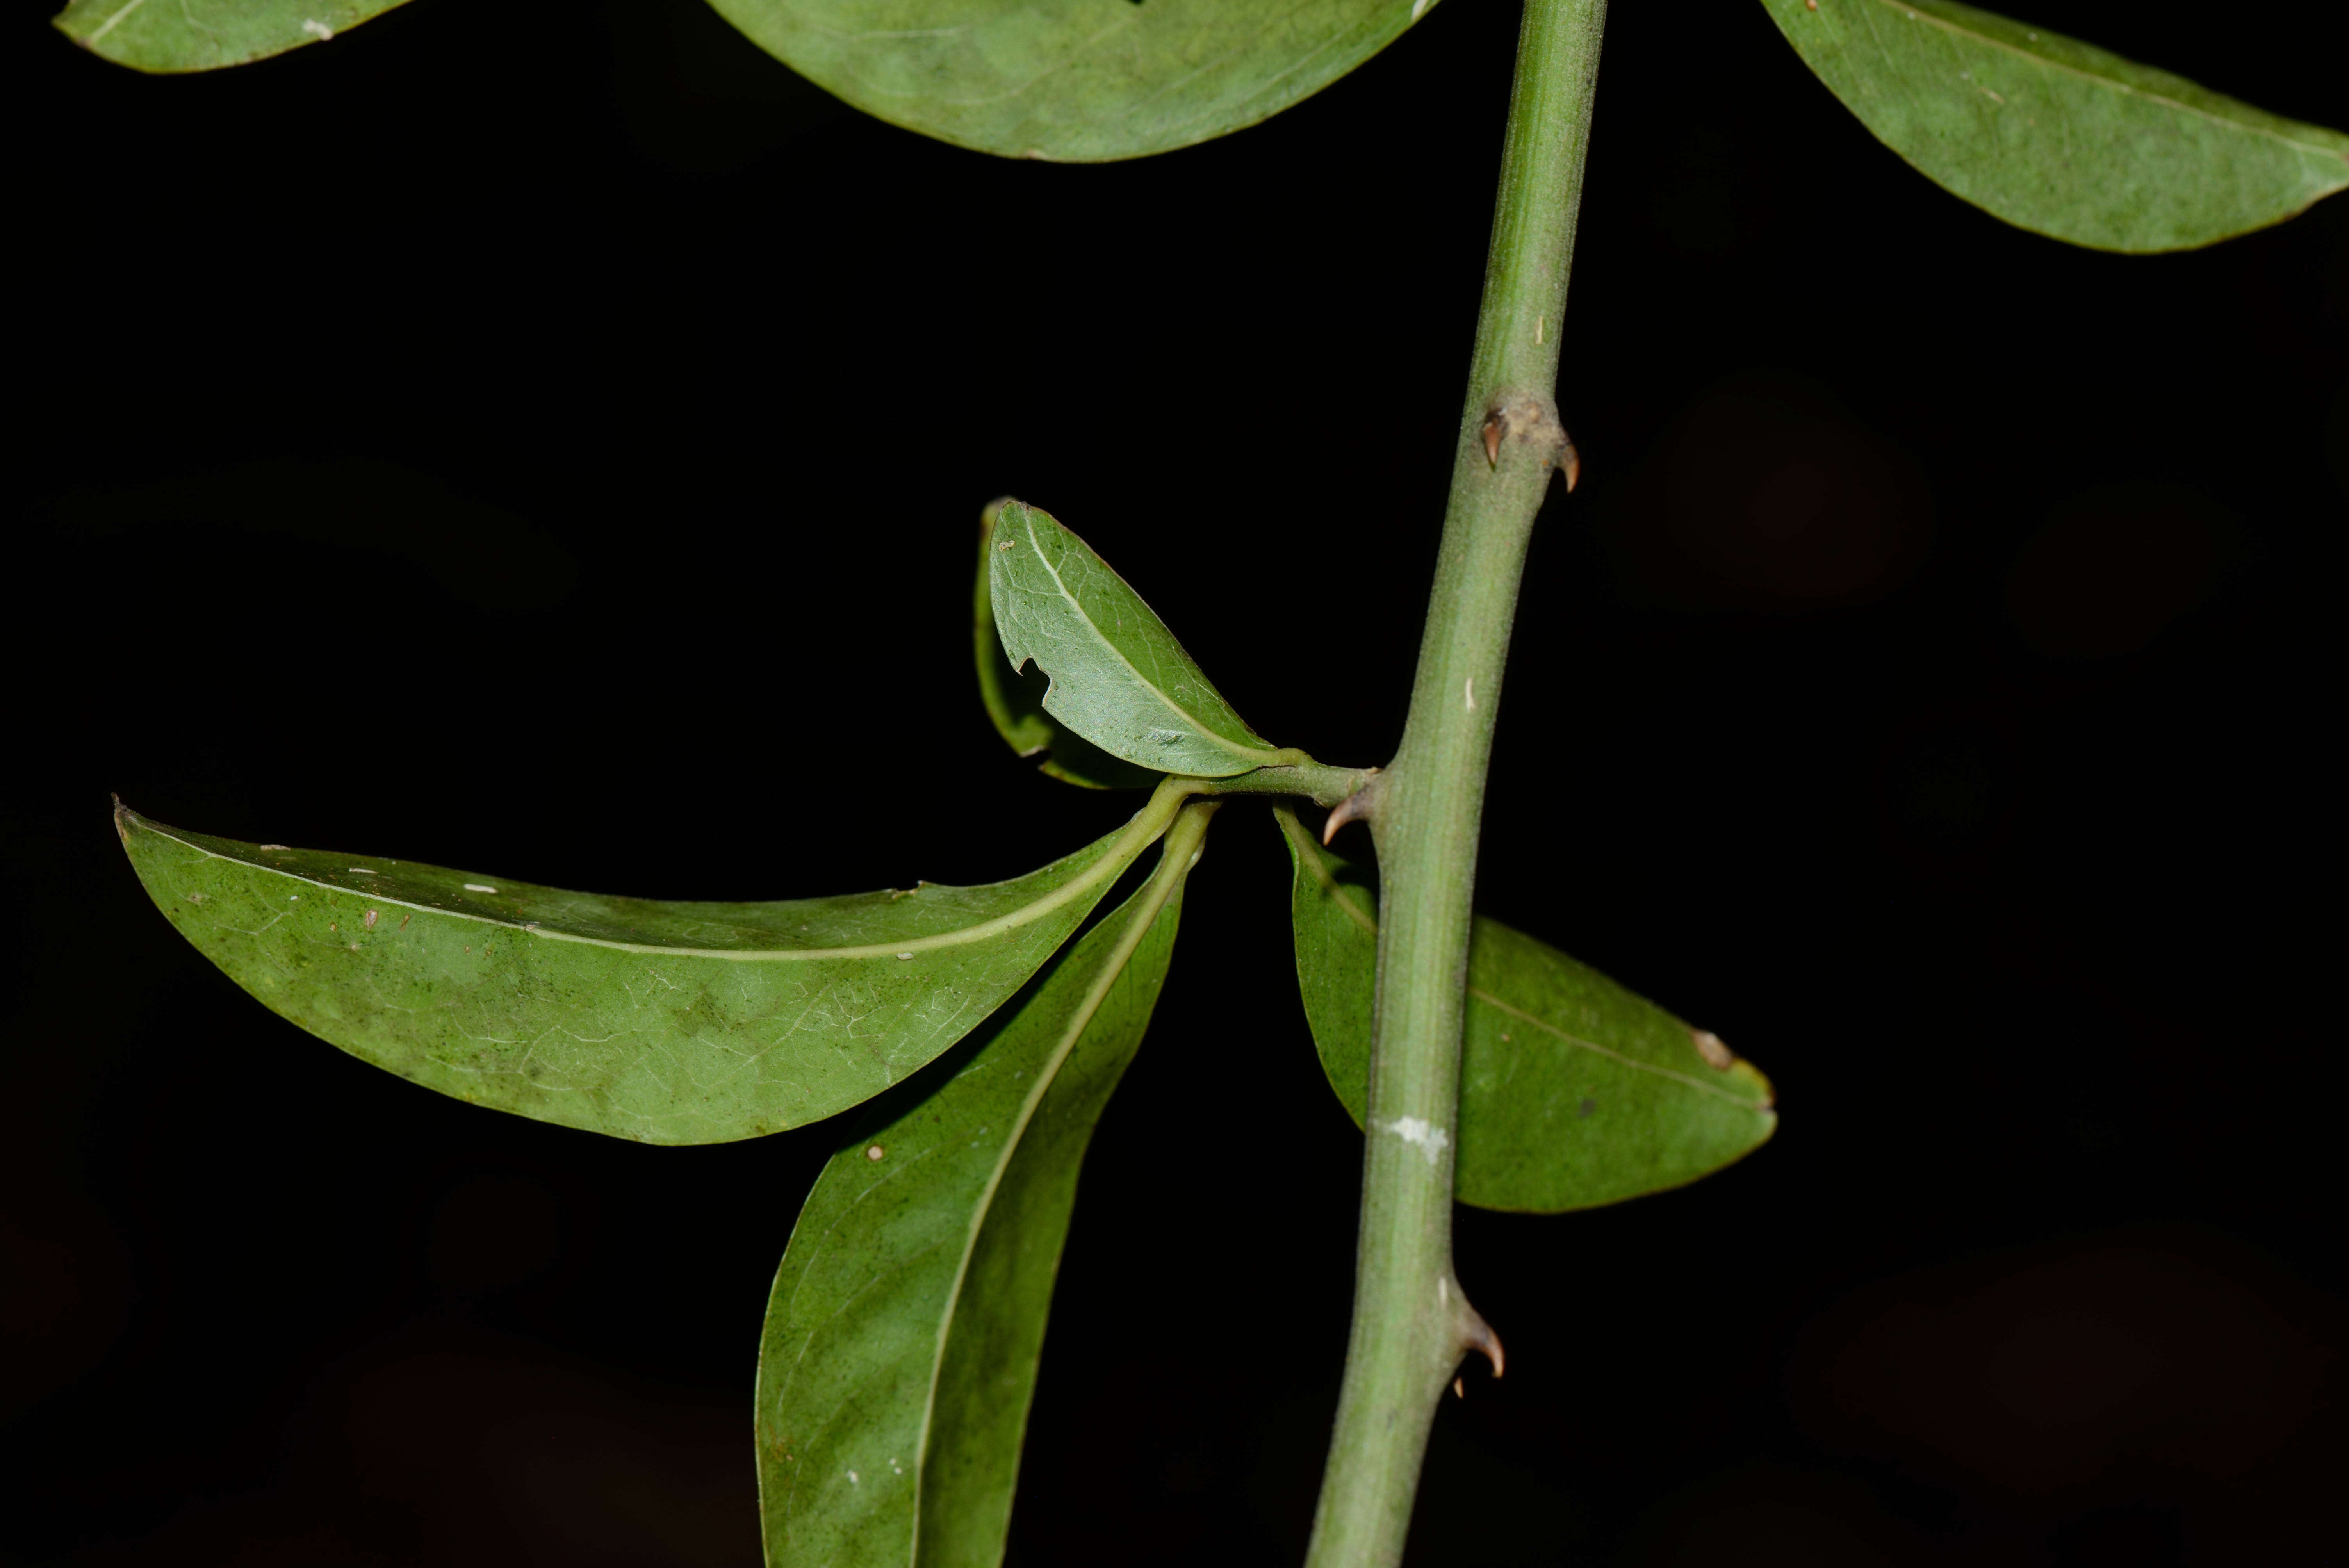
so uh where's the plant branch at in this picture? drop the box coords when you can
[1303,2,1608,1564]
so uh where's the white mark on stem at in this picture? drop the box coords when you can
[1438,1276,1450,1307]
[1535,315,1544,344]
[464,884,497,893]
[1463,677,1476,711]
[1379,1117,1451,1165]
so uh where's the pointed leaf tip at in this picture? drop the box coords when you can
[116,802,1179,1144]
[1760,0,2349,251]
[1279,812,1775,1213]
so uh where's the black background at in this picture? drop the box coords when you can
[6,0,2345,1563]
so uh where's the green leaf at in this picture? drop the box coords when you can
[989,499,1282,780]
[1759,0,2349,252]
[114,791,1187,1144]
[1279,810,1775,1213]
[756,802,1211,1566]
[974,500,1160,791]
[704,0,1441,163]
[53,0,409,72]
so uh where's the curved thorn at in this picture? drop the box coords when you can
[1464,1309,1506,1379]
[1320,769,1381,845]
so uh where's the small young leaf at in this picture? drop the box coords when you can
[114,793,1185,1144]
[756,804,1211,1566]
[974,501,1160,791]
[54,0,409,72]
[1280,811,1775,1213]
[990,499,1283,780]
[704,0,1442,163]
[1760,0,2349,252]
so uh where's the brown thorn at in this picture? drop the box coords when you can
[1464,1310,1506,1380]
[1561,430,1582,492]
[1321,769,1379,846]
[1453,1377,1465,1399]
[1481,414,1501,468]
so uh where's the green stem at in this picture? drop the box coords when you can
[1303,2,1607,1564]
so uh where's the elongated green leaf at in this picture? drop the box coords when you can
[1761,0,2349,251]
[974,501,1160,791]
[54,0,408,71]
[990,499,1280,780]
[705,0,1440,163]
[1280,811,1775,1213]
[756,804,1209,1567]
[115,794,1182,1144]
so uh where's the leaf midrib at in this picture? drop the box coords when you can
[905,818,1197,1564]
[1287,816,1768,1111]
[1016,510,1279,769]
[139,812,1165,964]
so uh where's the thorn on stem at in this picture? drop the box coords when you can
[1481,414,1502,467]
[1464,1309,1506,1380]
[1561,429,1582,492]
[1453,1377,1465,1399]
[1321,770,1380,845]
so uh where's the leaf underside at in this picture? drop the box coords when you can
[989,499,1276,779]
[1761,0,2349,251]
[115,800,1167,1145]
[757,839,1190,1566]
[1281,814,1775,1213]
[974,501,1161,791]
[705,0,1441,162]
[53,0,408,71]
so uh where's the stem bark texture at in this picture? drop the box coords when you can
[1303,1,1607,1562]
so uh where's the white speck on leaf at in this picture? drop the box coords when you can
[465,884,497,893]
[866,1145,886,1161]
[847,1470,859,1485]
[364,910,379,928]
[301,18,333,39]
[1379,1117,1450,1165]
[259,844,289,851]
[896,953,913,960]
[348,868,375,875]
[1411,0,1432,21]
[1692,1029,1735,1069]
